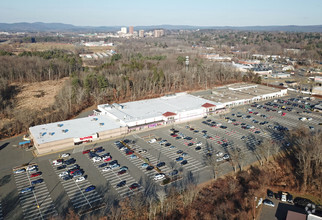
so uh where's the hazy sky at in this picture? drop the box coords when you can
[1,0,321,26]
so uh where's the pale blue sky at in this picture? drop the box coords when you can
[1,0,321,26]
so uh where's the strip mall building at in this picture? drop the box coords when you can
[29,83,287,155]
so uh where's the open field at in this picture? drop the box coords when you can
[14,77,69,111]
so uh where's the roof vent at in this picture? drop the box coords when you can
[62,129,69,133]
[57,124,64,127]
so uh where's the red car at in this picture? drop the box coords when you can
[126,151,134,155]
[282,112,286,116]
[70,169,79,175]
[104,157,112,162]
[30,172,42,178]
[171,134,178,137]
[129,183,139,190]
[82,150,90,154]
[118,170,126,175]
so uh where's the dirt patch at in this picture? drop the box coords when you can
[14,77,69,110]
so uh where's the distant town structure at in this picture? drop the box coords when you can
[129,26,134,34]
[139,30,144,38]
[154,29,164,37]
[121,27,127,34]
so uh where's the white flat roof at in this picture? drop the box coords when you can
[98,92,223,123]
[29,115,124,144]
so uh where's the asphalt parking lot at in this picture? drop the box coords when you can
[13,165,58,220]
[0,93,321,218]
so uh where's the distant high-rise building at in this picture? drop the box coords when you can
[121,27,127,34]
[139,30,144,38]
[154,29,164,38]
[129,26,134,34]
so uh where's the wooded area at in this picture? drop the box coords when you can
[0,30,321,138]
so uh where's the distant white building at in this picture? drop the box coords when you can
[121,27,127,34]
[282,65,295,71]
[271,73,291,78]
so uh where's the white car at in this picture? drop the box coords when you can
[216,152,223,157]
[102,167,111,172]
[307,117,312,121]
[61,153,70,158]
[223,154,230,160]
[196,142,202,147]
[299,117,307,121]
[278,111,282,113]
[26,165,37,171]
[14,168,26,174]
[249,125,255,129]
[75,177,85,182]
[59,171,68,177]
[92,157,102,162]
[216,157,224,162]
[154,173,165,181]
[53,160,63,166]
[148,139,156,143]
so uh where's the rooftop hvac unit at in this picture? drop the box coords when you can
[49,132,55,136]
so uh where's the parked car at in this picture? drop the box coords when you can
[118,170,126,175]
[14,168,26,174]
[61,153,70,158]
[102,167,111,172]
[82,150,90,154]
[99,163,108,168]
[92,157,102,162]
[181,160,188,165]
[31,178,43,185]
[30,172,42,178]
[53,159,64,166]
[287,193,293,203]
[119,166,128,171]
[110,163,120,169]
[64,158,76,165]
[216,157,224,162]
[129,183,139,190]
[223,154,230,160]
[176,157,183,162]
[117,180,126,187]
[75,176,85,182]
[27,165,38,171]
[169,170,178,176]
[63,175,72,181]
[157,162,165,167]
[154,173,165,181]
[21,186,34,194]
[176,150,183,154]
[146,166,154,171]
[56,165,66,170]
[263,199,275,207]
[195,146,201,151]
[141,163,149,168]
[59,171,69,177]
[267,189,274,198]
[85,185,95,192]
